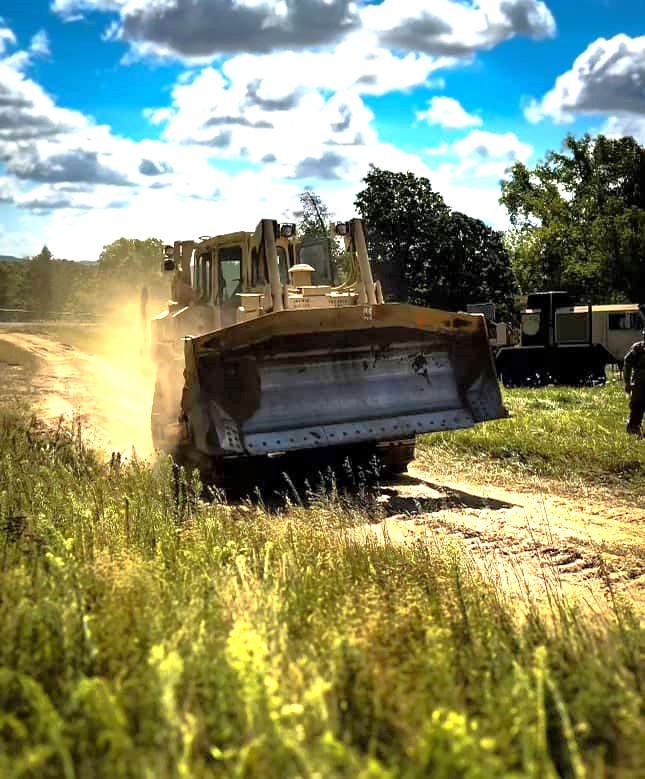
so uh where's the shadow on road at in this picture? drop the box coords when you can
[378,473,516,515]
[206,459,517,517]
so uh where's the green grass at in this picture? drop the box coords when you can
[419,375,645,501]
[0,412,642,778]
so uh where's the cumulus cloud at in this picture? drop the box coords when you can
[363,0,555,56]
[1,4,547,259]
[58,0,360,59]
[525,34,645,123]
[452,129,533,162]
[601,114,645,144]
[51,0,556,61]
[9,148,133,186]
[292,151,345,180]
[138,158,173,176]
[420,128,534,227]
[0,23,86,146]
[0,20,212,232]
[416,96,482,128]
[147,60,382,173]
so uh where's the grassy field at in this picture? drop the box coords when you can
[419,374,645,503]
[0,404,643,778]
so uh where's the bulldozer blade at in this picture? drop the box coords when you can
[183,303,506,458]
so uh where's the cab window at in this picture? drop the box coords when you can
[218,246,243,302]
[193,252,213,302]
[277,247,289,284]
[299,240,333,284]
[251,248,265,286]
[252,246,288,285]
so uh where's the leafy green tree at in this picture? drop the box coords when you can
[25,245,53,315]
[297,188,351,281]
[297,188,335,240]
[500,133,645,301]
[441,211,518,319]
[354,168,517,315]
[0,262,27,309]
[50,260,98,314]
[97,237,166,305]
[98,237,164,280]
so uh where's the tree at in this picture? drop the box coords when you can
[500,133,645,301]
[97,237,166,305]
[297,188,335,241]
[25,245,53,315]
[0,262,27,309]
[440,211,518,319]
[50,260,98,314]
[297,188,351,280]
[354,168,517,315]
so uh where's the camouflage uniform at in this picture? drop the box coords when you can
[624,331,645,435]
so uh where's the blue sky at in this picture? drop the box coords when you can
[0,0,643,260]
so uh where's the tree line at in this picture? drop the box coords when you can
[0,239,166,319]
[0,132,642,320]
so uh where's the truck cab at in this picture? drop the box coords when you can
[496,291,645,387]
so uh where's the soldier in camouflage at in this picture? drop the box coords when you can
[624,329,645,436]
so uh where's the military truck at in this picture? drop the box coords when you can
[150,218,507,483]
[495,291,645,387]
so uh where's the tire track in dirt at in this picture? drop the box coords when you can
[354,469,645,618]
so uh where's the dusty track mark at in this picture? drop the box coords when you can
[358,467,645,618]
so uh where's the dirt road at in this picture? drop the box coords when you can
[0,329,154,457]
[1,330,643,617]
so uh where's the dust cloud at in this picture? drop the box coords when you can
[85,304,158,458]
[0,294,169,460]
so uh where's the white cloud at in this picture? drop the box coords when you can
[419,128,535,229]
[51,0,125,19]
[0,22,227,236]
[525,34,645,123]
[601,115,645,144]
[0,10,540,261]
[363,0,555,56]
[29,30,51,58]
[416,96,482,128]
[0,29,87,146]
[452,129,533,162]
[143,35,453,184]
[51,0,556,62]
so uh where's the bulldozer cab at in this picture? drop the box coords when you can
[174,223,336,326]
[187,236,246,328]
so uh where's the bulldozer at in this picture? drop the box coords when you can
[150,218,507,484]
